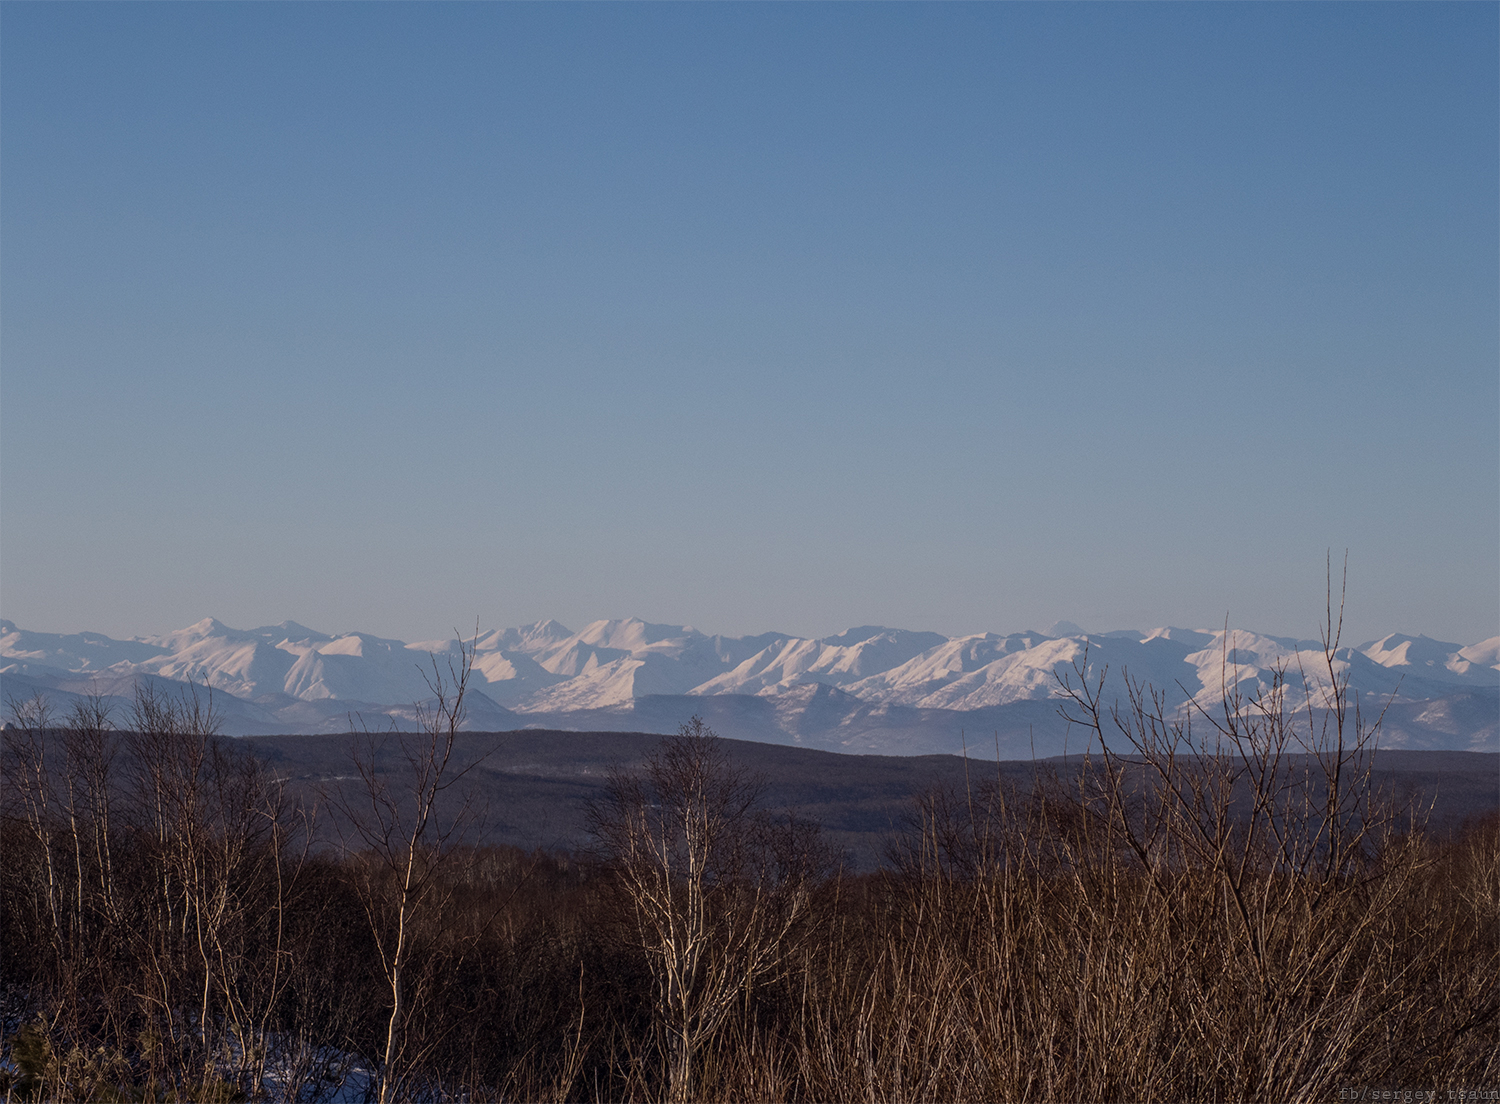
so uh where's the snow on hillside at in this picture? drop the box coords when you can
[1362,633,1500,683]
[846,633,1087,709]
[3,616,1495,750]
[690,627,949,696]
[0,619,171,674]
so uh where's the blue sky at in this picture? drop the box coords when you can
[3,3,1496,645]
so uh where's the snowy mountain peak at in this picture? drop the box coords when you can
[1361,633,1461,669]
[820,625,904,646]
[162,617,236,642]
[1142,627,1216,648]
[574,618,703,653]
[471,620,575,657]
[3,617,1494,751]
[253,620,331,644]
[1457,637,1500,671]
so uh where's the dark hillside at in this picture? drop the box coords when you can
[242,730,1499,870]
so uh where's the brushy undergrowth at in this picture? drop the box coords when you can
[4,606,1497,1102]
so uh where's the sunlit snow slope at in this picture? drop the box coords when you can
[3,618,1495,753]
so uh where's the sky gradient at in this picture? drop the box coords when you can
[3,3,1497,646]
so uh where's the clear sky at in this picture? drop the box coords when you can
[3,3,1496,647]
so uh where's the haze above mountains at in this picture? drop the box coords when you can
[3,617,1496,756]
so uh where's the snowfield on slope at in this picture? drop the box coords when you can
[3,617,1495,751]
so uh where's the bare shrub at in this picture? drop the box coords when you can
[1,680,309,1101]
[781,573,1498,1104]
[327,627,493,1104]
[588,716,831,1104]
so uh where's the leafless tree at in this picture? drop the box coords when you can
[3,692,65,979]
[588,717,829,1104]
[1050,559,1432,1099]
[0,689,122,1042]
[124,680,309,1097]
[328,628,485,1104]
[2,679,310,1100]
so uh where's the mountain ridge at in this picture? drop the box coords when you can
[3,617,1495,754]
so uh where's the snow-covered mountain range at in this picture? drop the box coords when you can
[3,617,1496,755]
